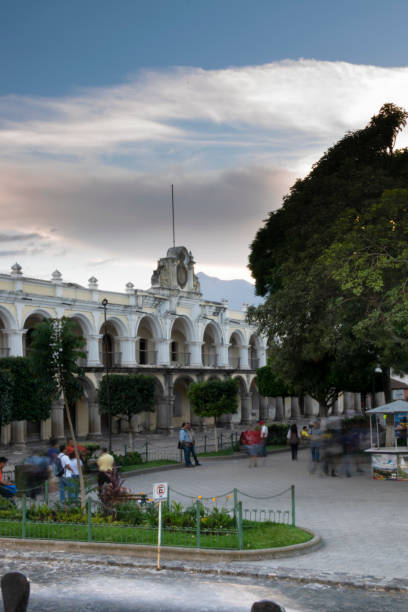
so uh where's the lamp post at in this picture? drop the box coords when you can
[102,298,112,452]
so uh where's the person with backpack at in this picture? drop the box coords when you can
[57,445,73,503]
[287,424,300,461]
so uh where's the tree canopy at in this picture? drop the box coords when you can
[248,104,408,413]
[0,357,54,422]
[187,379,239,421]
[98,374,156,421]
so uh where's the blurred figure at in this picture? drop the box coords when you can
[97,447,115,493]
[23,455,51,499]
[240,430,262,467]
[309,421,321,473]
[0,457,16,500]
[186,423,201,466]
[67,450,82,500]
[287,424,300,460]
[259,420,268,458]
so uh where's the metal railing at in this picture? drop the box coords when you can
[202,353,217,367]
[100,351,122,367]
[170,352,191,367]
[228,356,240,369]
[249,357,259,369]
[0,484,295,550]
[138,350,157,366]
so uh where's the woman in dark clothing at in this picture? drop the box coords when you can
[287,424,300,460]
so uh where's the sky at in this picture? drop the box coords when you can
[1,0,408,292]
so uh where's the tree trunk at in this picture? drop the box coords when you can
[382,367,392,404]
[214,416,218,452]
[318,402,328,417]
[63,390,86,510]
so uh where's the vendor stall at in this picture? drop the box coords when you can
[366,400,408,480]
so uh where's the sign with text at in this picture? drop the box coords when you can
[153,482,168,501]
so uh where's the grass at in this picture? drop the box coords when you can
[0,519,312,550]
[197,448,234,457]
[119,460,178,472]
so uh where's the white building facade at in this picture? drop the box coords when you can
[0,247,270,445]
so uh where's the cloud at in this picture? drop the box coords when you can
[1,59,408,289]
[1,59,408,163]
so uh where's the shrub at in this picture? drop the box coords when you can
[266,423,289,446]
[113,451,143,466]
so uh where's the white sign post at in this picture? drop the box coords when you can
[153,483,168,570]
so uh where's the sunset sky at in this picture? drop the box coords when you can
[1,0,408,291]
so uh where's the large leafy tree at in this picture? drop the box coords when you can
[248,104,408,415]
[29,318,87,507]
[187,379,238,451]
[0,369,14,425]
[98,374,156,447]
[0,357,54,422]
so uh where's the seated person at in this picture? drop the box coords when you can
[0,457,16,499]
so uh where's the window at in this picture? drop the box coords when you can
[139,338,147,365]
[171,341,178,362]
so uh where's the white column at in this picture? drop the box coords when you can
[11,420,26,449]
[188,341,203,367]
[89,402,102,437]
[157,339,171,366]
[3,329,26,356]
[216,343,229,367]
[118,336,136,366]
[239,344,250,369]
[258,346,267,367]
[86,334,102,366]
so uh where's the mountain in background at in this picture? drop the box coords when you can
[197,272,264,310]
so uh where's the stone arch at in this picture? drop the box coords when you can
[201,321,223,367]
[228,330,245,368]
[248,333,261,370]
[231,375,248,425]
[99,317,127,368]
[173,374,197,428]
[136,314,162,366]
[69,376,98,438]
[23,310,51,356]
[68,314,94,367]
[169,316,196,366]
[250,378,260,422]
[0,306,17,357]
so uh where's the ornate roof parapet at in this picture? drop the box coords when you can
[51,269,62,283]
[88,276,98,289]
[150,246,201,296]
[125,282,134,294]
[11,263,23,277]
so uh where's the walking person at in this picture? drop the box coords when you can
[309,421,321,473]
[287,424,300,460]
[57,445,73,503]
[186,423,201,466]
[67,450,82,500]
[259,420,268,459]
[179,423,193,467]
[97,448,115,493]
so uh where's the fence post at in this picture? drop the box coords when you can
[233,488,238,523]
[44,480,49,506]
[145,440,148,463]
[196,500,201,549]
[204,434,207,453]
[238,501,243,550]
[291,485,295,527]
[124,445,127,457]
[230,433,234,451]
[220,433,223,449]
[87,497,92,542]
[167,485,171,510]
[22,494,26,539]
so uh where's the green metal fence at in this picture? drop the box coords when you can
[0,483,295,551]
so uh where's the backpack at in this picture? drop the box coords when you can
[54,456,65,478]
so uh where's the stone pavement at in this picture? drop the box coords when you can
[124,448,407,582]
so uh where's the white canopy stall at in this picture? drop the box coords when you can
[366,400,408,480]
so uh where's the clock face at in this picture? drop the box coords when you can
[177,263,188,288]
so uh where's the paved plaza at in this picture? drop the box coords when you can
[125,448,406,581]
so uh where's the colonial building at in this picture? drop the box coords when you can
[0,246,269,445]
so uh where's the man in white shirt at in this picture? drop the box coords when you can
[259,421,268,457]
[58,445,72,503]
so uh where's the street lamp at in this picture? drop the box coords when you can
[102,298,112,452]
